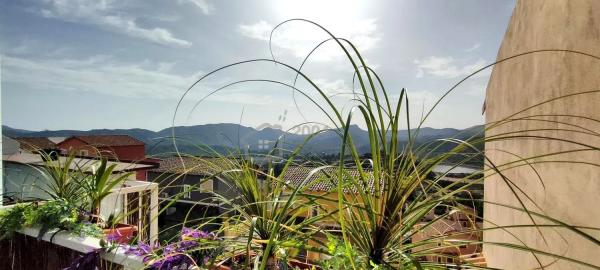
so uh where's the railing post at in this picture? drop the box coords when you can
[149,184,159,244]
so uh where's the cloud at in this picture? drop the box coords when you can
[414,56,487,79]
[389,90,438,122]
[205,93,274,105]
[465,43,481,52]
[239,21,272,40]
[177,0,214,15]
[3,55,185,98]
[2,54,275,106]
[464,81,488,96]
[37,0,192,48]
[239,19,381,61]
[406,91,437,106]
[313,79,350,96]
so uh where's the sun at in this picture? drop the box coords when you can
[272,0,370,26]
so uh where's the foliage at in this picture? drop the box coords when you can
[35,151,86,204]
[125,227,223,270]
[25,199,102,238]
[0,199,102,240]
[319,235,362,270]
[158,19,600,269]
[0,13,598,269]
[77,158,132,216]
[211,156,326,269]
[0,203,30,239]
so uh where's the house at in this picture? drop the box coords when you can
[146,156,237,231]
[57,135,145,160]
[14,137,57,153]
[282,165,375,222]
[411,207,484,266]
[2,137,160,243]
[56,135,156,180]
[2,139,155,208]
[283,165,485,263]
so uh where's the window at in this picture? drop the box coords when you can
[183,184,191,199]
[79,149,89,156]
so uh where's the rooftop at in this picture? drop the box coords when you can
[2,152,154,173]
[60,135,145,147]
[150,156,237,176]
[283,166,375,192]
[14,137,57,151]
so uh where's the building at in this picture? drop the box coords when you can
[57,135,145,160]
[14,137,57,153]
[483,1,600,268]
[2,138,155,208]
[2,136,160,244]
[146,156,237,233]
[283,165,485,264]
[56,135,155,180]
[411,208,484,266]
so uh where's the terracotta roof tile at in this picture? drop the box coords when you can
[151,156,236,176]
[14,137,57,151]
[66,135,145,147]
[283,166,376,193]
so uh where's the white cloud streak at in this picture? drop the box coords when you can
[2,55,271,105]
[414,56,488,79]
[465,43,481,52]
[177,0,214,15]
[313,79,350,96]
[38,0,192,48]
[239,19,381,61]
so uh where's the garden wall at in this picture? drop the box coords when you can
[483,0,600,269]
[0,233,121,270]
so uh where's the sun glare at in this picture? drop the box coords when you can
[273,0,370,25]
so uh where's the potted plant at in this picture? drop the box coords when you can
[79,158,137,244]
[103,213,137,244]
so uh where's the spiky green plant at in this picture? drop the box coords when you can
[203,145,330,269]
[35,151,86,204]
[78,158,133,217]
[161,19,600,270]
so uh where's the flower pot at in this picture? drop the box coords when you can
[104,223,137,244]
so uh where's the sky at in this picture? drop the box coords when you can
[0,0,516,132]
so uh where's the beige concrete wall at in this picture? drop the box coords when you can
[483,1,600,269]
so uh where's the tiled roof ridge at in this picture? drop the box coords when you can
[68,134,145,146]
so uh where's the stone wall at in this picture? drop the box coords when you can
[483,1,600,269]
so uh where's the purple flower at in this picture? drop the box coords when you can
[150,254,194,270]
[106,231,121,243]
[181,227,217,241]
[179,240,199,251]
[163,243,178,254]
[124,228,220,270]
[124,242,154,257]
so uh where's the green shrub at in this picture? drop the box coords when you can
[0,203,29,239]
[0,199,101,240]
[320,235,363,270]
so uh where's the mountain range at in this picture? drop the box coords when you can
[2,124,484,156]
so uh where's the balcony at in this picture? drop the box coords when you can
[0,178,158,269]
